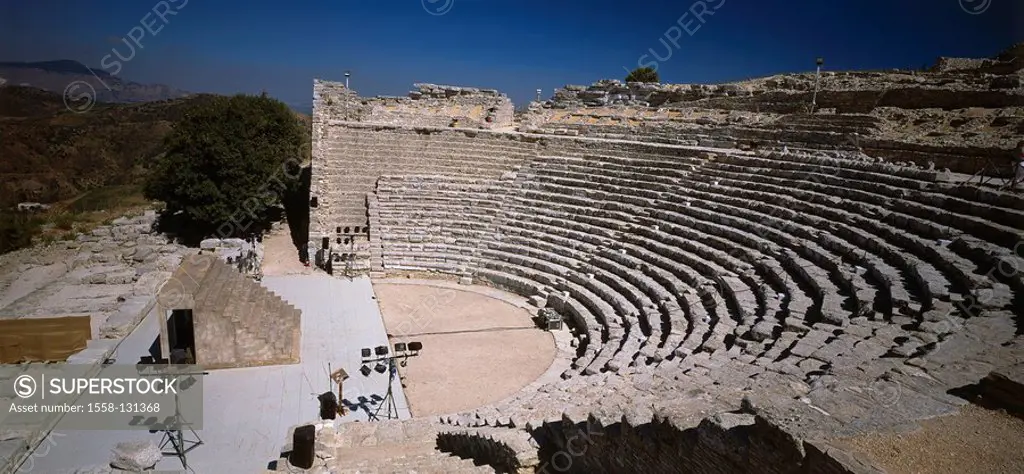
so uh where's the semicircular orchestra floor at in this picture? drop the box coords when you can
[373,280,557,416]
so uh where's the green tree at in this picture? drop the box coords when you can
[625,67,660,83]
[144,94,306,243]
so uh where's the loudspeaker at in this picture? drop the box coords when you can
[289,424,316,469]
[318,391,338,420]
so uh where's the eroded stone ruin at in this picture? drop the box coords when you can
[286,44,1024,472]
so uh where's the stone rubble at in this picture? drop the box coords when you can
[0,210,194,474]
[108,440,162,471]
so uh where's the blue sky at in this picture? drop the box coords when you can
[1,0,1020,108]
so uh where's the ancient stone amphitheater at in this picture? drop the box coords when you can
[292,45,1024,473]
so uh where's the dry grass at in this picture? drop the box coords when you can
[837,404,1024,474]
[35,185,156,242]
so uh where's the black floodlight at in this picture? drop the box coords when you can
[816,57,824,66]
[374,345,389,356]
[359,365,372,377]
[408,341,423,352]
[394,342,408,353]
[374,362,388,374]
[361,348,372,358]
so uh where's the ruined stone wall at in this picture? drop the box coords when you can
[934,57,992,72]
[308,118,719,262]
[312,80,514,129]
[534,413,882,474]
[309,124,540,254]
[310,80,519,259]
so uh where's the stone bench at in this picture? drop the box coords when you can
[499,233,661,345]
[685,170,952,311]
[718,153,937,190]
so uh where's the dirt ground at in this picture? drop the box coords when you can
[373,283,557,416]
[837,404,1024,474]
[260,223,312,277]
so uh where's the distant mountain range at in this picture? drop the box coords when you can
[0,60,312,114]
[0,60,192,104]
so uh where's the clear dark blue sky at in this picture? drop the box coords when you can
[1,0,1020,108]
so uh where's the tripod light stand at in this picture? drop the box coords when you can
[137,368,207,472]
[371,358,400,420]
[158,390,203,470]
[359,342,422,421]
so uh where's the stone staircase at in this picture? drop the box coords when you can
[172,254,301,369]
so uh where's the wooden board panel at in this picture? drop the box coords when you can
[0,315,92,363]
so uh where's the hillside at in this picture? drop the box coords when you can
[0,86,311,254]
[0,86,222,207]
[0,86,311,206]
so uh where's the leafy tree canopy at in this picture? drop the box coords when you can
[625,67,660,83]
[144,94,306,243]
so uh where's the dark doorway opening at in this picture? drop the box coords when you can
[168,309,196,364]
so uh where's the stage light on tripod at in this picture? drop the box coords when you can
[374,345,389,356]
[374,362,387,374]
[360,365,372,377]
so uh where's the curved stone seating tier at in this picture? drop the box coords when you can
[719,152,941,189]
[663,176,934,310]
[534,153,703,176]
[316,129,537,227]
[370,146,1022,430]
[499,185,835,364]
[685,174,974,322]
[376,176,634,372]
[512,167,885,360]
[693,162,1019,307]
[502,195,741,318]
[474,257,623,372]
[499,222,699,362]
[749,150,942,182]
[716,155,1024,246]
[374,174,507,271]
[522,165,856,303]
[327,131,538,161]
[746,149,1024,232]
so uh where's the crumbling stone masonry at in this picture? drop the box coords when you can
[303,47,1024,471]
[310,80,517,271]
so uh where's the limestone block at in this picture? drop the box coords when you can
[133,271,171,296]
[90,252,114,264]
[100,297,151,339]
[131,247,155,262]
[109,440,161,471]
[104,269,137,285]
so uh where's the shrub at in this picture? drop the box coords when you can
[625,67,660,83]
